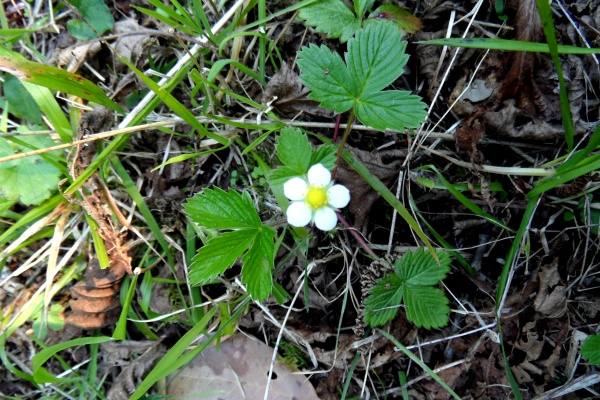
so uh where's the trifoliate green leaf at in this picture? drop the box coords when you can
[296,44,356,114]
[403,285,450,329]
[309,144,336,171]
[270,128,336,188]
[188,229,256,284]
[66,0,114,40]
[355,91,430,132]
[297,22,427,132]
[276,128,312,174]
[347,25,408,95]
[581,334,600,366]
[0,137,61,206]
[299,0,361,43]
[241,227,276,301]
[396,248,451,286]
[184,188,261,230]
[363,249,451,330]
[354,0,376,19]
[185,188,276,300]
[363,274,403,326]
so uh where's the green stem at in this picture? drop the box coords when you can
[332,109,355,179]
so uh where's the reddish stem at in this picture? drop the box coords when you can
[336,211,378,260]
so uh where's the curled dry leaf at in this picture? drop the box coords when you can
[534,258,567,318]
[104,341,166,400]
[263,62,334,118]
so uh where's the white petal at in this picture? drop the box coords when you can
[314,207,338,231]
[327,184,350,208]
[307,164,331,187]
[286,202,312,227]
[283,177,308,201]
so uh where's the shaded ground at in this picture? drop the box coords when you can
[1,0,600,398]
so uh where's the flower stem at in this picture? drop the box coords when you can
[336,211,378,260]
[332,109,356,179]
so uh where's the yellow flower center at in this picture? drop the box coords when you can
[306,186,328,209]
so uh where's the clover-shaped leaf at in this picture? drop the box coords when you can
[297,22,427,132]
[364,249,451,329]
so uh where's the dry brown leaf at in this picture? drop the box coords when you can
[104,341,166,400]
[166,333,320,399]
[534,259,567,318]
[263,63,333,118]
[515,322,544,361]
[113,19,156,69]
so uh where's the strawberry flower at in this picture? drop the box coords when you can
[283,163,350,231]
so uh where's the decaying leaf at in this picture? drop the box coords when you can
[534,258,567,318]
[263,63,334,118]
[103,341,166,400]
[166,333,320,399]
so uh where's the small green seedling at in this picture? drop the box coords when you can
[581,334,600,366]
[299,0,421,43]
[364,249,451,329]
[32,304,65,340]
[0,135,62,206]
[297,22,427,133]
[184,188,276,301]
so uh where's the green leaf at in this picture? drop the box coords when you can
[355,91,428,132]
[188,229,257,284]
[4,75,43,124]
[348,24,408,95]
[298,22,427,132]
[363,274,403,326]
[184,188,277,300]
[269,165,300,189]
[581,334,600,366]
[354,0,375,18]
[184,188,261,230]
[0,137,61,206]
[309,144,336,170]
[403,285,450,329]
[66,0,114,40]
[241,227,276,301]
[270,129,336,188]
[0,56,122,112]
[368,4,422,34]
[363,249,451,330]
[297,44,356,113]
[396,248,451,286]
[32,304,65,339]
[417,37,600,54]
[276,128,312,174]
[299,0,361,43]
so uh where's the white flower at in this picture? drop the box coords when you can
[283,164,350,231]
